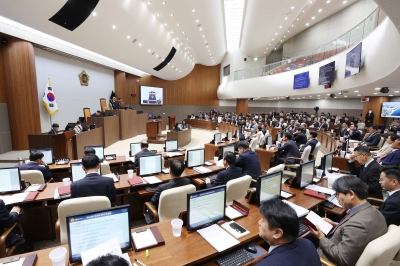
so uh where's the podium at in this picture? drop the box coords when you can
[146,121,159,140]
[53,131,74,159]
[168,116,176,130]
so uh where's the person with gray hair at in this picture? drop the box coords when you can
[309,175,387,266]
[347,145,383,198]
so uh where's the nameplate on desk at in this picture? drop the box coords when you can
[104,154,116,160]
[131,226,165,251]
[55,158,70,165]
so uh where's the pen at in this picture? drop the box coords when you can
[135,259,146,266]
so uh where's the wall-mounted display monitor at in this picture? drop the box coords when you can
[344,42,362,78]
[140,86,163,105]
[381,102,400,118]
[293,71,309,90]
[318,61,335,85]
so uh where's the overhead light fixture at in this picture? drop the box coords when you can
[306,23,309,26]
[275,32,277,35]
[187,38,189,40]
[291,6,294,9]
[127,36,130,39]
[303,10,305,13]
[285,17,288,20]
[196,20,199,22]
[202,35,205,37]
[199,28,202,31]
[162,1,166,4]
[318,9,322,12]
[182,31,185,34]
[177,23,180,26]
[280,25,282,28]
[139,43,141,46]
[264,52,266,53]
[157,13,160,16]
[171,13,174,16]
[374,93,378,94]
[354,90,359,92]
[375,88,381,90]
[224,0,245,51]
[309,0,313,3]
[312,16,315,20]
[395,91,399,93]
[343,0,347,3]
[272,38,274,41]
[287,30,290,33]
[147,1,151,3]
[165,23,167,26]
[357,94,361,96]
[327,0,330,3]
[92,12,96,16]
[192,9,195,12]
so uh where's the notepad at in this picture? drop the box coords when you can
[302,211,333,235]
[282,200,309,218]
[131,230,157,250]
[197,224,239,252]
[280,191,294,199]
[306,184,335,195]
[193,166,212,174]
[0,192,30,205]
[142,176,162,184]
[225,206,243,220]
[103,173,119,182]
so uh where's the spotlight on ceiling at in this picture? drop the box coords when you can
[330,94,335,98]
[286,96,290,100]
[380,87,389,93]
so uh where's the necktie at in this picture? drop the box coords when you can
[327,211,351,237]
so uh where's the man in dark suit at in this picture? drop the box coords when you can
[363,125,381,146]
[311,117,320,128]
[257,199,320,266]
[235,141,261,178]
[48,123,59,135]
[145,160,191,224]
[205,152,242,188]
[349,124,362,141]
[274,133,301,165]
[347,146,383,198]
[91,110,102,117]
[148,91,156,102]
[309,176,387,266]
[318,118,328,131]
[381,138,400,166]
[379,166,400,226]
[300,131,318,159]
[18,152,52,181]
[71,154,116,203]
[134,142,154,168]
[339,123,350,137]
[293,128,307,148]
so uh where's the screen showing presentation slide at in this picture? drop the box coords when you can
[258,172,282,204]
[139,155,162,176]
[344,42,362,78]
[30,149,53,164]
[318,61,335,85]
[130,143,141,156]
[67,206,131,262]
[165,139,178,152]
[71,163,100,182]
[293,71,309,89]
[187,149,205,167]
[381,102,400,118]
[0,167,21,194]
[140,86,163,105]
[187,186,226,231]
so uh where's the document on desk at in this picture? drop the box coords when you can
[197,224,239,252]
[302,211,333,236]
[193,166,212,174]
[0,192,29,205]
[81,237,131,266]
[0,258,25,266]
[103,173,119,182]
[306,184,335,195]
[142,176,162,184]
[25,184,41,192]
[165,152,183,157]
[282,200,309,218]
[225,206,243,220]
[129,157,135,163]
[131,229,158,250]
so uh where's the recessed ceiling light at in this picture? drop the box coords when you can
[192,9,195,12]
[147,1,151,3]
[182,31,185,34]
[269,44,271,45]
[309,0,313,3]
[327,0,330,3]
[327,94,330,96]
[395,91,399,93]
[284,36,285,37]
[374,93,378,94]
[285,17,288,20]
[156,54,158,57]
[196,20,199,22]
[318,95,320,96]
[112,25,116,29]
[275,32,277,35]
[162,1,166,3]
[312,16,315,20]
[292,25,294,27]
[389,95,393,96]
[318,98,320,99]
[157,13,160,16]
[139,43,141,46]
[172,31,174,33]
[375,88,381,90]
[165,23,167,26]
[272,38,274,41]
[291,6,294,9]
[343,0,347,3]
[177,23,180,26]
[127,36,130,39]
[148,50,151,52]
[287,30,290,33]
[303,10,305,13]
[357,94,361,96]
[318,9,322,12]
[266,48,268,50]
[171,13,174,16]
[206,45,209,48]
[354,90,359,92]
[306,23,309,26]
[180,71,181,72]
[187,38,189,40]
[199,28,202,31]
[264,52,266,53]
[344,96,347,97]
[280,26,282,28]
[202,35,205,37]
[309,96,312,97]
[92,12,96,16]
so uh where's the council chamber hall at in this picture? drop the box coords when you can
[0,0,400,265]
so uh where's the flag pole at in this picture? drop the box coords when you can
[48,78,52,126]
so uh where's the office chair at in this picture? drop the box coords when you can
[368,136,385,151]
[20,170,53,184]
[320,225,400,266]
[143,184,196,223]
[55,196,111,244]
[83,108,91,123]
[358,122,365,130]
[249,138,258,151]
[0,222,24,258]
[282,146,312,178]
[311,142,321,160]
[226,175,252,203]
[100,98,107,113]
[100,162,111,175]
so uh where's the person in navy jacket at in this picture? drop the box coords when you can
[274,133,301,165]
[71,154,116,203]
[235,141,262,178]
[349,124,362,141]
[381,138,400,166]
[379,166,400,226]
[256,199,320,266]
[205,151,242,188]
[48,123,59,135]
[363,126,381,146]
[18,152,53,181]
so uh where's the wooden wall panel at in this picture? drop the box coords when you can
[0,43,6,103]
[362,96,389,125]
[125,74,141,105]
[126,64,220,106]
[236,99,248,115]
[0,37,41,150]
[114,70,126,104]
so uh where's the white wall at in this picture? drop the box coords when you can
[283,0,378,58]
[35,48,115,132]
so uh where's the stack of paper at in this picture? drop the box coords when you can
[25,184,41,192]
[131,230,158,250]
[103,173,119,182]
[306,185,335,195]
[0,192,29,205]
[282,200,310,218]
[303,211,333,235]
[280,191,293,199]
[225,206,243,220]
[193,166,212,174]
[165,152,183,157]
[143,176,162,184]
[197,224,239,252]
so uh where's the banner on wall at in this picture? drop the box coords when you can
[42,79,59,116]
[109,90,116,110]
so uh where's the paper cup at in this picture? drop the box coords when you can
[265,145,270,150]
[62,178,71,186]
[316,169,323,178]
[340,151,345,157]
[125,155,129,160]
[214,156,219,163]
[127,169,134,178]
[49,247,67,266]
[171,219,183,237]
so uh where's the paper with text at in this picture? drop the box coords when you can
[197,224,239,252]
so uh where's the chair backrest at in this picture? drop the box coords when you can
[58,196,111,244]
[301,146,311,163]
[226,175,252,203]
[20,170,45,184]
[358,122,365,130]
[83,108,91,122]
[377,137,385,148]
[249,138,258,151]
[313,142,321,159]
[363,132,370,141]
[100,98,107,113]
[158,184,196,222]
[266,164,284,174]
[355,225,400,266]
[100,162,111,175]
[258,135,265,146]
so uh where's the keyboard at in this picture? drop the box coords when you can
[145,186,159,192]
[321,200,335,209]
[201,175,217,182]
[193,166,212,174]
[298,222,310,236]
[216,248,254,266]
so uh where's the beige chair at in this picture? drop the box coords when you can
[369,136,385,151]
[143,184,196,223]
[249,138,258,151]
[226,175,252,203]
[321,225,400,266]
[358,122,365,130]
[20,170,45,184]
[100,162,111,175]
[311,142,321,160]
[266,164,285,174]
[83,108,91,123]
[100,98,108,113]
[56,196,111,244]
[285,146,311,166]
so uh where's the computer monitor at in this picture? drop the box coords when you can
[165,139,178,152]
[0,167,22,194]
[221,145,234,157]
[265,135,272,146]
[70,163,100,183]
[148,113,154,119]
[187,186,226,231]
[214,133,222,143]
[294,160,315,188]
[257,171,282,205]
[84,145,104,160]
[66,205,131,263]
[187,148,205,168]
[138,154,162,176]
[322,152,333,177]
[226,131,232,140]
[130,142,141,156]
[29,148,53,165]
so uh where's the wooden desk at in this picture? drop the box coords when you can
[255,148,276,171]
[73,128,104,159]
[109,110,138,140]
[185,119,217,130]
[167,129,191,147]
[218,123,237,134]
[332,155,360,171]
[87,116,120,148]
[204,139,238,161]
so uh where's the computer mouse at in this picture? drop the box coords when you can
[245,245,257,254]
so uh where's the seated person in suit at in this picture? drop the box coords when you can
[273,133,301,165]
[374,135,397,159]
[339,123,350,137]
[349,124,362,141]
[347,146,383,199]
[363,125,381,146]
[173,123,181,131]
[0,201,33,253]
[234,134,246,152]
[379,166,400,226]
[343,116,351,127]
[299,130,318,159]
[318,118,328,131]
[91,110,102,117]
[309,175,387,266]
[64,123,73,132]
[205,152,242,188]
[233,125,244,138]
[311,117,320,128]
[380,138,400,166]
[73,121,83,134]
[254,126,264,146]
[48,123,59,135]
[235,141,262,179]
[293,128,307,148]
[112,98,122,110]
[71,154,116,203]
[145,160,191,224]
[181,120,189,129]
[261,125,268,136]
[18,152,52,182]
[134,142,154,168]
[256,199,320,266]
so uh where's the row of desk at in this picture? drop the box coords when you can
[185,119,217,130]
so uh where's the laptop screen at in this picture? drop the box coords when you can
[0,167,21,194]
[70,163,100,182]
[29,148,53,165]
